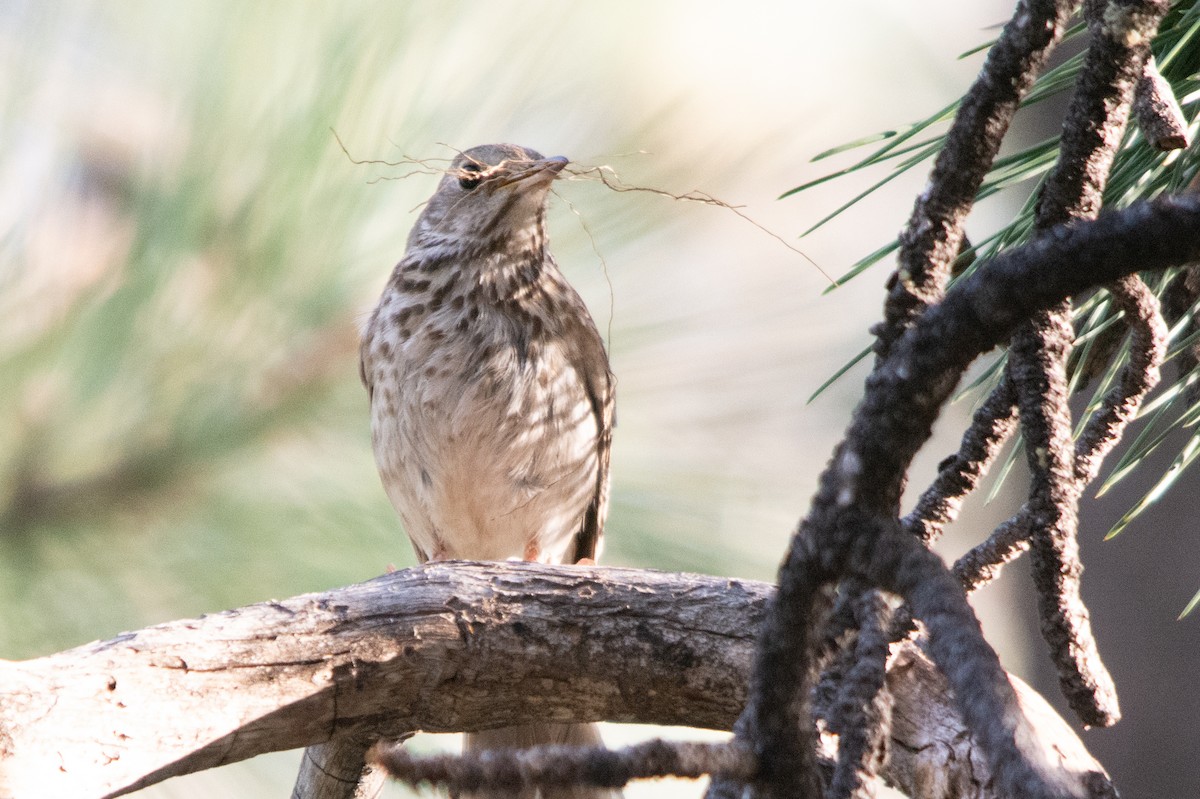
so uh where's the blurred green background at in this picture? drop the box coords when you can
[5,2,1193,797]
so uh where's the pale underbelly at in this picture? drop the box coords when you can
[372,366,599,564]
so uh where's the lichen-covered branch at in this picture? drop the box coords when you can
[1005,0,1168,729]
[1161,263,1200,402]
[954,513,1034,591]
[948,277,1164,598]
[903,375,1019,545]
[876,0,1074,360]
[1009,302,1121,728]
[825,592,893,799]
[1073,277,1167,483]
[1132,55,1188,152]
[741,193,1200,799]
[1035,0,1167,228]
[371,739,757,795]
[739,534,829,799]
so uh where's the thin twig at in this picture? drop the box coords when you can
[826,592,893,799]
[331,128,446,176]
[949,278,1164,597]
[552,188,617,347]
[954,513,1034,592]
[1132,56,1189,152]
[567,164,835,283]
[332,132,832,283]
[875,0,1076,361]
[369,739,756,794]
[1074,277,1166,484]
[903,375,1019,545]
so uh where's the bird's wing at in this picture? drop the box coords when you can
[358,342,374,403]
[571,327,615,564]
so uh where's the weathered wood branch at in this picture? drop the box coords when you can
[0,562,1105,799]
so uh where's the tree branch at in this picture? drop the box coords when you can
[876,0,1074,360]
[825,591,892,799]
[0,562,1110,799]
[742,193,1200,799]
[0,563,764,799]
[1132,55,1188,152]
[903,375,1019,545]
[370,623,1112,799]
[292,734,391,799]
[371,738,757,795]
[1005,0,1168,729]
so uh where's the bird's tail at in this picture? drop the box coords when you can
[461,722,623,799]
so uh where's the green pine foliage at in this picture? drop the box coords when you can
[795,3,1200,595]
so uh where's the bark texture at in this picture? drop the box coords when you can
[0,562,1104,799]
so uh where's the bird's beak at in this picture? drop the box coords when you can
[497,155,569,189]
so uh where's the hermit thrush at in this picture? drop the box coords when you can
[360,144,618,799]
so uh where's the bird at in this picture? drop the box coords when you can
[359,143,618,799]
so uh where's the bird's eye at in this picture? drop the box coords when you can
[458,163,483,191]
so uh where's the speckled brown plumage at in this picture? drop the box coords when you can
[359,143,617,799]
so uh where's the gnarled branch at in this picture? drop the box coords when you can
[0,562,1105,799]
[741,192,1200,799]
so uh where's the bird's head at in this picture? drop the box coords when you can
[409,143,567,253]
